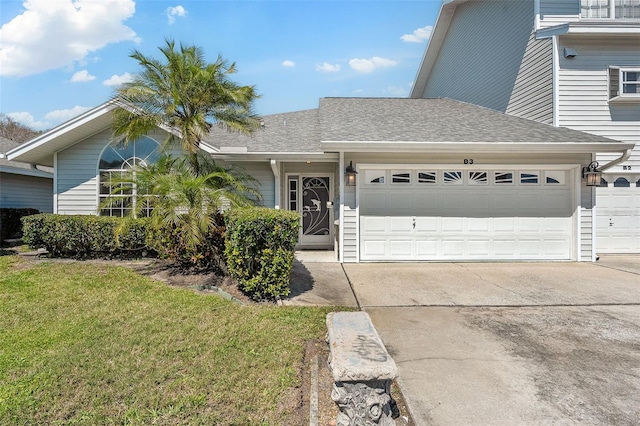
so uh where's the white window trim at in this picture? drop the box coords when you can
[609,66,640,102]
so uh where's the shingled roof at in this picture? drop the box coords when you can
[204,108,321,153]
[206,97,625,154]
[0,136,53,177]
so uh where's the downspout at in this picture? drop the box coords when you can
[270,159,280,210]
[597,149,632,172]
[552,35,559,127]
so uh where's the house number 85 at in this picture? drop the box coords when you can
[463,159,474,164]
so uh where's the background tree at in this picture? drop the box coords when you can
[0,114,42,142]
[112,39,260,172]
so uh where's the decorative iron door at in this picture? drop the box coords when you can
[300,176,331,246]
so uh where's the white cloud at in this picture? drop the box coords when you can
[401,25,433,43]
[166,5,187,24]
[0,0,138,78]
[103,72,134,87]
[71,69,96,82]
[281,60,295,67]
[44,106,91,123]
[384,86,407,96]
[348,57,397,74]
[7,112,51,131]
[316,62,341,73]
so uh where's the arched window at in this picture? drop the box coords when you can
[636,179,640,188]
[613,177,630,188]
[98,137,161,216]
[599,178,608,187]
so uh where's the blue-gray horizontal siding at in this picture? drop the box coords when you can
[56,128,175,215]
[423,0,552,123]
[558,36,640,173]
[0,173,53,212]
[540,0,579,16]
[230,162,275,208]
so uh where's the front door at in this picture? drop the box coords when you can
[288,175,332,247]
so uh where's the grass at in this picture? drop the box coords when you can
[0,255,336,425]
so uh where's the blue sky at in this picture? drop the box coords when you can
[0,0,441,131]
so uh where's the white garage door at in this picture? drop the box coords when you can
[359,168,574,261]
[596,176,640,254]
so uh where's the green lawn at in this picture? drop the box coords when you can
[0,255,335,425]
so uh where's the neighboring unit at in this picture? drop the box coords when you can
[7,98,631,262]
[411,0,640,254]
[0,136,53,213]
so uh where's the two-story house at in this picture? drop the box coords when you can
[411,0,640,254]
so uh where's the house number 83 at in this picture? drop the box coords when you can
[463,159,474,164]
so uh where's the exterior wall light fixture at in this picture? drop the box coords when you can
[582,161,602,187]
[345,161,358,186]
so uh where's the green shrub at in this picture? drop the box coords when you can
[0,208,39,243]
[21,214,149,258]
[146,212,226,271]
[225,208,299,301]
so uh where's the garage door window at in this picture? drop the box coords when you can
[443,171,463,184]
[494,172,514,184]
[599,178,609,187]
[364,170,385,184]
[520,172,540,184]
[469,171,488,185]
[545,171,566,185]
[614,177,630,187]
[391,171,411,184]
[637,179,640,187]
[418,171,437,184]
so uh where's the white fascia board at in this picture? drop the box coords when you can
[6,101,115,162]
[537,23,640,38]
[409,1,461,98]
[320,141,635,154]
[210,152,339,162]
[0,165,53,178]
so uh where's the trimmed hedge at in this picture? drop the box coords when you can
[0,208,39,243]
[146,212,226,271]
[225,208,299,301]
[22,214,149,258]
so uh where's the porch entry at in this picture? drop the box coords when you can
[287,174,333,248]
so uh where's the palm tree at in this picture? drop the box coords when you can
[104,153,261,265]
[112,39,260,172]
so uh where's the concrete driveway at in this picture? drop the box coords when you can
[348,257,640,426]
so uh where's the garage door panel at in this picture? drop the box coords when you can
[442,217,464,232]
[414,217,438,232]
[390,217,412,232]
[361,216,386,232]
[362,240,386,257]
[494,218,516,232]
[519,218,542,232]
[468,240,491,256]
[359,167,574,261]
[416,240,438,256]
[596,181,640,254]
[389,240,412,256]
[442,240,465,256]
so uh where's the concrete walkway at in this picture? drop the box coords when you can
[285,254,640,425]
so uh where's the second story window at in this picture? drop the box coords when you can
[609,66,640,101]
[581,0,640,19]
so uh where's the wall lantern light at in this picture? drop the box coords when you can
[345,161,358,186]
[582,161,602,187]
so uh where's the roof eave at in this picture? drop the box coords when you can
[410,0,467,98]
[6,101,117,166]
[321,141,634,153]
[210,151,338,162]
